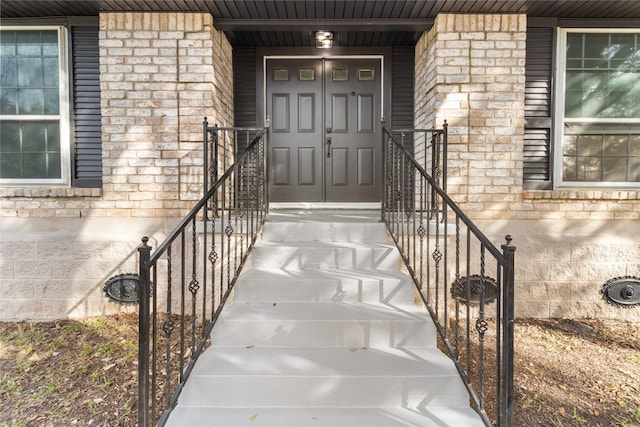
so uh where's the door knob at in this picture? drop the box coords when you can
[326,137,332,158]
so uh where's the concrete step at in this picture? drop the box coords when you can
[262,221,388,243]
[211,302,436,347]
[166,406,484,427]
[250,241,401,271]
[178,347,469,408]
[233,272,416,303]
[164,212,484,427]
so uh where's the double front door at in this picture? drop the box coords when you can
[267,57,382,202]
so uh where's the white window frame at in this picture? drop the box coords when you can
[554,27,640,189]
[0,25,71,186]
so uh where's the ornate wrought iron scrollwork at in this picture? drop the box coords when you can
[451,274,499,306]
[432,247,442,265]
[188,276,200,294]
[161,316,175,335]
[601,276,640,308]
[475,318,489,337]
[103,273,140,304]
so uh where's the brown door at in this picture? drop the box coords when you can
[266,57,381,202]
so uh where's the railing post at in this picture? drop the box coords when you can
[203,117,209,201]
[442,120,448,194]
[501,235,516,427]
[138,236,152,427]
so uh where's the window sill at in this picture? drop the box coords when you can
[0,187,102,198]
[523,189,639,201]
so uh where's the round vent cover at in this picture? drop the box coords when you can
[601,276,640,308]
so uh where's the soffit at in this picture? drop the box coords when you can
[2,1,640,47]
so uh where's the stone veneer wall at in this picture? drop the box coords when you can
[415,14,639,320]
[0,12,234,320]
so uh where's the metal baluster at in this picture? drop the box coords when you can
[162,246,175,405]
[476,244,488,411]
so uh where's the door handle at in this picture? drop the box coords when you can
[326,137,332,158]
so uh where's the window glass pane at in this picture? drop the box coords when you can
[0,31,16,55]
[1,30,59,116]
[564,33,640,119]
[273,68,289,81]
[566,33,583,59]
[16,31,42,56]
[0,153,22,178]
[1,57,17,86]
[22,121,47,152]
[358,68,374,81]
[584,34,609,59]
[18,89,44,114]
[18,57,43,87]
[299,68,314,81]
[604,135,628,155]
[0,88,17,114]
[630,157,640,181]
[332,69,348,81]
[631,135,640,155]
[43,88,59,114]
[0,29,62,181]
[43,57,58,87]
[563,125,640,182]
[0,121,60,179]
[41,31,58,56]
[603,157,627,181]
[0,121,21,152]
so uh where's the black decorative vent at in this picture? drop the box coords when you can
[451,275,498,306]
[601,276,640,308]
[103,274,140,304]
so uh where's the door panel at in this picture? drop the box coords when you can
[267,59,323,201]
[330,94,349,132]
[331,148,349,186]
[298,94,315,132]
[298,147,316,185]
[357,148,375,186]
[267,57,381,202]
[325,58,381,202]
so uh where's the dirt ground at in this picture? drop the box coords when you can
[1,314,639,427]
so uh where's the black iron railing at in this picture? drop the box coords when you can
[137,126,268,426]
[382,126,516,426]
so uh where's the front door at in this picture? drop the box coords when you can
[266,57,382,202]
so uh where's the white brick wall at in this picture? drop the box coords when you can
[415,14,639,320]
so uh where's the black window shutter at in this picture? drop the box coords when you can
[524,26,554,189]
[71,25,102,188]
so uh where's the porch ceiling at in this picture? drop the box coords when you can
[2,0,640,47]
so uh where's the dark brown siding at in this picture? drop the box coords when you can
[233,48,258,129]
[391,46,414,130]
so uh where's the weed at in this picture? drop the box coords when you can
[97,342,116,358]
[42,381,59,396]
[571,407,586,424]
[614,407,640,426]
[0,374,21,395]
[124,398,134,413]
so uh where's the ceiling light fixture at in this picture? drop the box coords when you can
[316,31,333,48]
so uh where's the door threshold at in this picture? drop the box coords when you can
[270,202,381,210]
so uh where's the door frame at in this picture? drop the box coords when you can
[257,48,392,204]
